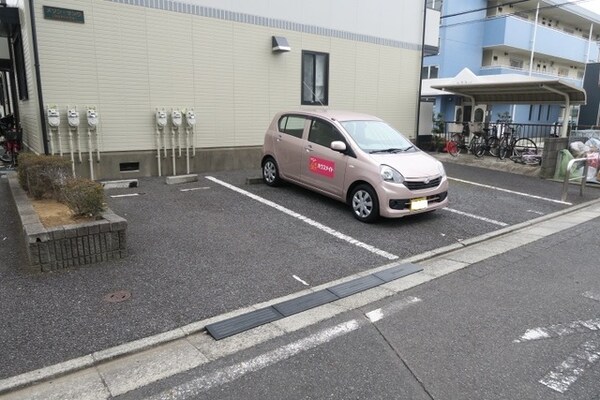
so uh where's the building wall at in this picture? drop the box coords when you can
[13,0,424,179]
[15,0,44,154]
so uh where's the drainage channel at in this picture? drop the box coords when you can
[205,263,422,340]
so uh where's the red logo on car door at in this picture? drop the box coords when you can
[309,156,335,178]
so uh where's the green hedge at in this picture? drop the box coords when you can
[17,154,105,218]
[61,178,105,218]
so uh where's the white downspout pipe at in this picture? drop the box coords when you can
[185,127,190,174]
[68,127,75,177]
[529,2,540,76]
[541,84,570,138]
[88,128,94,180]
[171,126,177,176]
[76,127,82,163]
[191,125,195,157]
[583,23,593,82]
[156,127,162,177]
[48,128,55,155]
[95,129,100,163]
[57,126,63,157]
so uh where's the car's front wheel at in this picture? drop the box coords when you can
[262,157,281,187]
[350,184,379,223]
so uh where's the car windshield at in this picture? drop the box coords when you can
[340,120,414,153]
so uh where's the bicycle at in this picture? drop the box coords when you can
[474,125,501,158]
[498,124,539,164]
[0,115,21,168]
[446,122,482,157]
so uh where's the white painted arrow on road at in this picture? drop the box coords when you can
[515,315,600,393]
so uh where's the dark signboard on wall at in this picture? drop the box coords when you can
[43,6,84,24]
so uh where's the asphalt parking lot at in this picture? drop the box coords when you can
[1,159,599,380]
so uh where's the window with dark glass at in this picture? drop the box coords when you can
[278,115,306,138]
[302,51,329,105]
[308,118,343,148]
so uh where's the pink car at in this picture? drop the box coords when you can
[262,110,449,222]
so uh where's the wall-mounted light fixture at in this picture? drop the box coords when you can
[272,36,290,52]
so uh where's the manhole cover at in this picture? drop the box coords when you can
[103,290,131,303]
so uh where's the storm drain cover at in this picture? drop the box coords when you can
[103,290,131,303]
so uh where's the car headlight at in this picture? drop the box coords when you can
[436,161,446,177]
[380,165,404,183]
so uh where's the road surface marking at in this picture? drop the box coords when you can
[110,193,143,198]
[448,177,572,205]
[365,296,422,323]
[514,318,600,343]
[206,176,398,260]
[539,338,600,393]
[444,207,508,227]
[515,316,600,393]
[526,210,545,215]
[146,320,360,399]
[292,275,310,286]
[583,291,600,302]
[180,187,210,192]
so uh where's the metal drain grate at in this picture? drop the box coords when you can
[205,263,423,340]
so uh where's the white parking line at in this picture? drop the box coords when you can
[444,207,508,227]
[292,275,310,286]
[146,320,361,399]
[180,187,210,192]
[448,177,572,205]
[206,176,399,260]
[110,193,143,198]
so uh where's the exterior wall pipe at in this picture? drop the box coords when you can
[529,2,539,76]
[76,127,82,163]
[191,125,195,157]
[88,128,94,180]
[57,126,63,156]
[95,129,100,162]
[156,127,162,177]
[171,127,177,176]
[541,84,570,138]
[28,0,49,154]
[48,128,54,155]
[68,127,75,177]
[185,127,190,174]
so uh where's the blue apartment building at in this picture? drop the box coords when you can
[424,0,600,126]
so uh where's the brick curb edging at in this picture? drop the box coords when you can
[6,172,128,272]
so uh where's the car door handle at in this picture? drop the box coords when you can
[304,147,313,152]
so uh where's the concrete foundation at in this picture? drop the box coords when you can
[540,138,569,179]
[65,146,262,181]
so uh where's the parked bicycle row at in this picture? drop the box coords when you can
[443,122,541,165]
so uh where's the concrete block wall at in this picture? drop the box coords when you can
[7,173,127,273]
[540,137,569,179]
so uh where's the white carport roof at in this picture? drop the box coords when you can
[425,68,586,105]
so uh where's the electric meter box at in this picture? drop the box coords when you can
[87,109,98,128]
[47,108,60,128]
[156,110,167,127]
[171,110,182,127]
[67,109,80,128]
[185,110,196,127]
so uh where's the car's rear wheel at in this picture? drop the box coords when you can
[262,157,281,186]
[350,184,379,223]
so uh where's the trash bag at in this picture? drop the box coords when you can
[569,141,588,158]
[585,138,600,152]
[555,149,577,180]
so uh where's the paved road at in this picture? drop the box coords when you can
[0,159,598,395]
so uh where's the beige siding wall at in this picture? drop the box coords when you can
[16,1,43,154]
[21,0,422,159]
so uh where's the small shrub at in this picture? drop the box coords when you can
[61,178,106,218]
[17,154,71,199]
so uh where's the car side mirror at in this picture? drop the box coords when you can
[330,141,347,153]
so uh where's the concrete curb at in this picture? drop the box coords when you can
[1,197,600,395]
